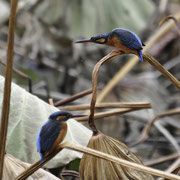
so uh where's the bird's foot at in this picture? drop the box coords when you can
[112,49,124,54]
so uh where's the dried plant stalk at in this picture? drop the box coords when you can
[164,166,180,180]
[0,0,18,179]
[144,153,180,167]
[15,146,64,180]
[159,15,180,35]
[0,59,32,93]
[88,50,121,133]
[3,154,58,180]
[131,108,180,146]
[76,108,149,122]
[80,50,155,179]
[54,88,93,106]
[143,53,180,91]
[164,157,180,175]
[48,98,54,106]
[59,102,151,111]
[65,142,180,180]
[16,142,180,180]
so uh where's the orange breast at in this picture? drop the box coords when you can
[49,122,67,153]
[107,37,137,54]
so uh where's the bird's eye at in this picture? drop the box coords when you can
[90,37,95,42]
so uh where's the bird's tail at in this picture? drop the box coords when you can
[137,50,143,62]
[40,153,44,164]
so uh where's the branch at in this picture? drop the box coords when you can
[76,107,150,122]
[130,108,180,147]
[0,0,18,179]
[143,53,180,91]
[54,88,93,106]
[15,142,180,180]
[144,152,180,166]
[88,50,122,134]
[159,15,180,35]
[59,102,151,111]
[0,59,32,93]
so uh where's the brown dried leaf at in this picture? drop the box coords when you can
[79,133,154,180]
[3,154,59,180]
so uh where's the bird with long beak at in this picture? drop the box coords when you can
[36,110,86,163]
[75,28,145,62]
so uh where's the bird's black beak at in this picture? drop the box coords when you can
[71,114,87,118]
[75,38,92,43]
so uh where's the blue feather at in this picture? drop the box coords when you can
[36,119,61,163]
[111,28,143,50]
[36,120,50,153]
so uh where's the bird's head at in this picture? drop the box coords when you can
[75,32,110,45]
[49,110,86,122]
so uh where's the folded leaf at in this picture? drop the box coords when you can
[0,75,92,168]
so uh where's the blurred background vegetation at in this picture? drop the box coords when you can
[0,0,180,179]
[1,0,155,96]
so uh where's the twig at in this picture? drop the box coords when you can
[156,121,180,152]
[96,12,180,103]
[76,108,150,122]
[89,51,122,134]
[0,59,32,93]
[165,157,180,174]
[0,0,18,179]
[63,142,180,180]
[130,108,180,147]
[54,88,93,106]
[15,145,64,180]
[59,102,151,111]
[159,15,180,35]
[48,98,54,106]
[144,152,180,166]
[143,53,180,91]
[158,158,180,180]
[165,166,180,180]
[15,142,180,180]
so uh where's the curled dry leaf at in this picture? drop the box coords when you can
[3,154,59,180]
[79,133,154,180]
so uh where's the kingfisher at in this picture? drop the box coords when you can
[36,110,86,163]
[75,28,145,62]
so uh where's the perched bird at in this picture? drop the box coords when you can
[36,110,86,163]
[75,28,145,62]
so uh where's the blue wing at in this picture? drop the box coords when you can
[36,120,61,154]
[111,28,143,50]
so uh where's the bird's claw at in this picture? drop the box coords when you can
[112,50,124,54]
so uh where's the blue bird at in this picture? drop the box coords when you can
[36,110,86,163]
[75,28,145,62]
